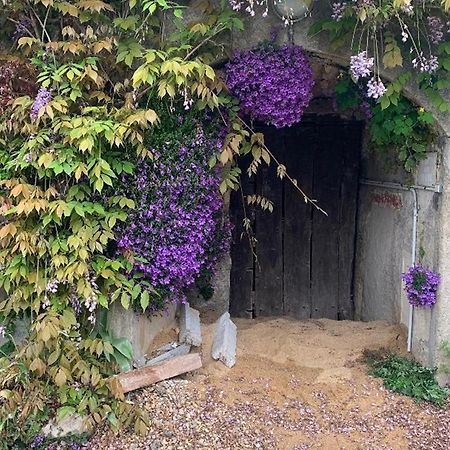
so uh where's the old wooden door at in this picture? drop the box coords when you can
[229,117,363,320]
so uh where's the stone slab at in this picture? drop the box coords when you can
[179,303,202,347]
[211,312,237,368]
[145,343,191,367]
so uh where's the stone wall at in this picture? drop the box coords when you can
[223,6,450,370]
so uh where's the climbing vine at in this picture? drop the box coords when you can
[309,0,449,170]
[0,0,252,447]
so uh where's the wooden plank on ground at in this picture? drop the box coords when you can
[110,353,202,396]
[311,123,342,319]
[254,126,284,316]
[283,125,314,319]
[337,124,362,320]
[229,154,255,318]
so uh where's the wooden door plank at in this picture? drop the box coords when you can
[338,124,362,320]
[311,124,343,319]
[254,127,284,317]
[229,155,255,318]
[283,125,314,319]
[111,354,202,396]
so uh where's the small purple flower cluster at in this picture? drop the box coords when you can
[226,44,314,128]
[30,434,45,448]
[332,2,346,21]
[412,53,439,74]
[402,264,440,308]
[115,123,230,308]
[350,51,374,80]
[428,16,444,45]
[46,278,59,293]
[367,77,387,99]
[13,17,31,40]
[30,87,51,120]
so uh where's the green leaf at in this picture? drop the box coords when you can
[57,406,76,422]
[140,290,149,312]
[113,351,131,372]
[111,337,133,360]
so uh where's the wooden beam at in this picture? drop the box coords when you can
[110,353,202,396]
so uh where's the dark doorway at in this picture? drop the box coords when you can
[229,117,363,320]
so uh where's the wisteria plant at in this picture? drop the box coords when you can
[0,0,251,447]
[402,264,440,307]
[310,0,450,112]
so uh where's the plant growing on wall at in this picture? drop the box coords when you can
[402,264,440,307]
[226,43,315,128]
[310,0,450,110]
[113,106,230,311]
[0,0,253,446]
[334,73,436,171]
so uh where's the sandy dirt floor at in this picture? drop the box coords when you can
[88,316,450,450]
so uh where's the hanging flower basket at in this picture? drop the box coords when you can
[402,264,440,307]
[225,44,314,128]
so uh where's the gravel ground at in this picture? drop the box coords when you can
[87,375,450,450]
[87,319,450,449]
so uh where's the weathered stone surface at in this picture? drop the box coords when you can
[179,303,202,347]
[212,312,237,368]
[0,315,30,348]
[41,413,89,438]
[145,344,191,367]
[107,302,178,361]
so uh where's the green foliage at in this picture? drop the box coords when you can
[0,0,248,446]
[439,340,450,376]
[335,74,435,172]
[309,1,450,114]
[364,350,449,406]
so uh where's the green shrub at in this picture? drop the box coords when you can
[363,349,449,406]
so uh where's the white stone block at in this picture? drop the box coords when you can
[212,312,237,368]
[179,303,202,347]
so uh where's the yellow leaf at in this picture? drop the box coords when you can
[18,37,38,48]
[54,368,67,387]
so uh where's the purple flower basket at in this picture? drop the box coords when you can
[226,44,315,128]
[401,264,440,307]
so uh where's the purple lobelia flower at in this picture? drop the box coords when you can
[114,117,231,310]
[366,77,386,99]
[350,51,374,80]
[30,434,45,448]
[226,44,314,128]
[402,264,440,307]
[30,87,51,120]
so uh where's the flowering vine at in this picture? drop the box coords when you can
[310,0,450,112]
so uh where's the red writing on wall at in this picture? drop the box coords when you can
[370,191,403,209]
